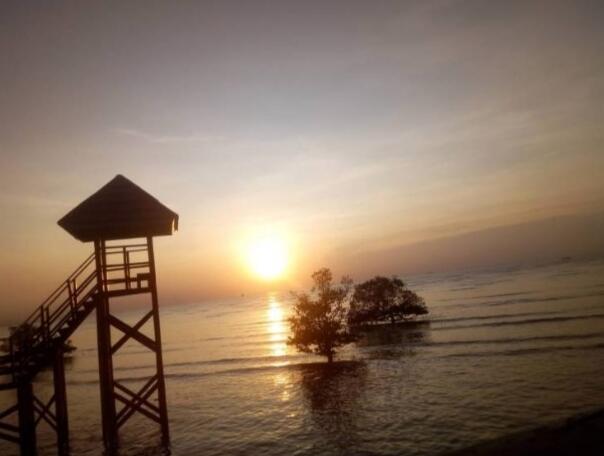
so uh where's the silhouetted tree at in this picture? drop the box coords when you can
[288,268,359,363]
[348,276,427,326]
[1,324,76,355]
[7,323,36,353]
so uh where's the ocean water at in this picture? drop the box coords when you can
[1,259,604,455]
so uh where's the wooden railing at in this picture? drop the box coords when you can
[11,254,96,346]
[103,243,151,292]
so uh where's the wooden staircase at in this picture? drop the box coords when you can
[0,253,99,391]
[0,242,160,455]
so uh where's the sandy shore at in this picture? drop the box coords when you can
[443,408,604,456]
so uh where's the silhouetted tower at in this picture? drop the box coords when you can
[0,175,178,455]
[58,175,177,451]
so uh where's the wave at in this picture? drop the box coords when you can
[463,290,604,309]
[434,312,604,331]
[69,360,315,385]
[82,353,303,375]
[167,353,298,368]
[426,331,604,347]
[431,309,567,324]
[440,342,604,359]
[440,291,535,303]
[449,285,481,292]
[470,291,535,300]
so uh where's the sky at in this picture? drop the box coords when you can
[1,0,603,322]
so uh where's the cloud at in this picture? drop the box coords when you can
[115,128,225,144]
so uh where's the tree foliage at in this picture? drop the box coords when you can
[7,323,36,353]
[348,276,428,326]
[287,268,359,363]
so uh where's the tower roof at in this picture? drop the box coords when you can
[58,175,179,242]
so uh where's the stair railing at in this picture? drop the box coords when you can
[9,253,97,378]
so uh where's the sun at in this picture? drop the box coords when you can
[247,236,288,280]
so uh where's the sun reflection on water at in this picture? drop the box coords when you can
[273,372,292,402]
[267,296,287,358]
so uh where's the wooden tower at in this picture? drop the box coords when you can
[0,175,178,455]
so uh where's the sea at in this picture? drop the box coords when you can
[1,258,604,455]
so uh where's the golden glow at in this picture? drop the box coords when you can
[273,373,292,402]
[267,297,287,357]
[247,235,288,280]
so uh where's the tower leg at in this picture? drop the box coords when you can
[53,350,69,456]
[97,294,118,452]
[17,381,36,456]
[147,237,170,445]
[95,240,118,452]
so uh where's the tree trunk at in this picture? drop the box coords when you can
[327,352,333,363]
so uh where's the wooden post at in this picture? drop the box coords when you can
[53,349,69,456]
[147,237,170,445]
[67,279,76,319]
[94,239,118,452]
[17,380,36,456]
[40,308,47,344]
[123,247,130,290]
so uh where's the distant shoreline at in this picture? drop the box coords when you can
[442,407,604,456]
